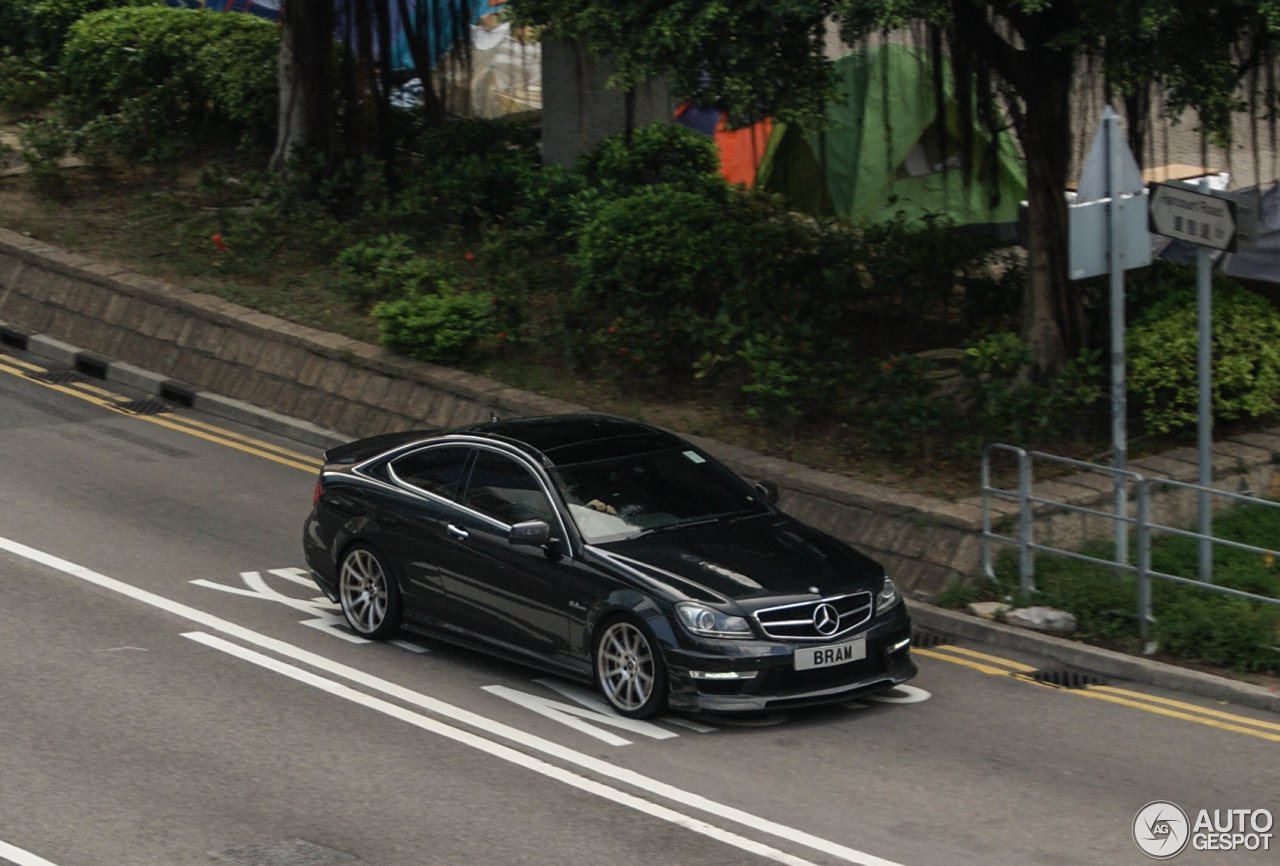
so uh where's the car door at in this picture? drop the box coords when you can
[380,443,474,626]
[437,447,577,665]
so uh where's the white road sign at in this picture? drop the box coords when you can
[1149,182,1237,250]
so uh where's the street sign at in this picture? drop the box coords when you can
[1068,194,1151,279]
[1149,182,1237,250]
[1068,106,1151,280]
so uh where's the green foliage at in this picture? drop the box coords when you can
[1127,279,1280,434]
[736,333,807,423]
[332,234,454,309]
[1151,594,1280,671]
[575,123,722,190]
[389,119,542,233]
[855,353,955,458]
[59,6,278,157]
[372,291,494,364]
[0,48,56,110]
[570,184,735,379]
[0,0,163,64]
[959,332,1056,445]
[17,117,72,197]
[509,0,838,126]
[858,213,997,320]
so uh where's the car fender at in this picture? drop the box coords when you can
[585,589,678,652]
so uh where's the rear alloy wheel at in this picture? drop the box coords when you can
[338,545,402,639]
[594,617,667,719]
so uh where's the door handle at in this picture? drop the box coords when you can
[446,524,469,541]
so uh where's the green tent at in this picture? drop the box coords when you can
[757,44,1026,228]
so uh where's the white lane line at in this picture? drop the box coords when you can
[0,840,62,866]
[0,536,908,866]
[183,632,819,866]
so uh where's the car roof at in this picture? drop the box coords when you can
[465,414,684,466]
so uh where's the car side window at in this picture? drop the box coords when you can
[463,450,556,526]
[389,445,472,501]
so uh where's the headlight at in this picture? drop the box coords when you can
[675,602,753,638]
[877,576,901,613]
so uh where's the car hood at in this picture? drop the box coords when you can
[590,513,884,605]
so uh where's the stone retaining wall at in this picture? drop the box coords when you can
[3,225,1278,600]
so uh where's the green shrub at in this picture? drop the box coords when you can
[391,118,542,232]
[855,353,955,459]
[59,6,278,154]
[570,184,736,378]
[576,122,722,191]
[859,213,997,320]
[17,117,72,197]
[1128,279,1280,434]
[333,234,456,308]
[372,291,493,363]
[0,48,56,110]
[958,332,1056,446]
[0,0,162,64]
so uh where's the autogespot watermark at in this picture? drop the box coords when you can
[1133,800,1274,859]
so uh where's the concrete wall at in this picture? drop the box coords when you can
[539,40,676,167]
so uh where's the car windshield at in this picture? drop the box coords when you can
[550,446,770,543]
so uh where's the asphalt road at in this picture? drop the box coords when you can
[1,342,1277,866]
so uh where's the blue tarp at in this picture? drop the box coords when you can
[168,0,492,69]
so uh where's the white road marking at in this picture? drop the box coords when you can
[185,632,819,866]
[527,677,718,735]
[0,535,910,866]
[0,840,62,866]
[484,684,678,745]
[866,685,932,704]
[192,570,426,652]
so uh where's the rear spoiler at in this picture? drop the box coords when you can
[323,429,440,465]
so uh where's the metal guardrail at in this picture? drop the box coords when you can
[981,444,1280,639]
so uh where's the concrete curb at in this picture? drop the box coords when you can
[908,601,1280,714]
[13,327,352,452]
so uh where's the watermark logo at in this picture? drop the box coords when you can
[1134,801,1190,859]
[1134,802,1274,858]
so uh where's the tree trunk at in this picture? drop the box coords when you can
[270,0,336,173]
[1012,46,1079,381]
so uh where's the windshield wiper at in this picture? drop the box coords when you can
[637,516,725,535]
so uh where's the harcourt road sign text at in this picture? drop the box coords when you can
[1149,182,1237,251]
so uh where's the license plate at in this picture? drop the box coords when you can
[794,637,866,671]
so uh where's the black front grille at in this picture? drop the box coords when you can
[754,591,874,641]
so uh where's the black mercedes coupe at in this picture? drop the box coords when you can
[302,414,916,718]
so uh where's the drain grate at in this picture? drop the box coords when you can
[114,398,174,416]
[1027,669,1105,689]
[910,629,952,648]
[28,369,88,385]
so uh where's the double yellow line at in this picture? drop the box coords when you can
[916,643,1280,743]
[0,353,323,474]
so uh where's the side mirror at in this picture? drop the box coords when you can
[508,519,552,546]
[754,480,780,504]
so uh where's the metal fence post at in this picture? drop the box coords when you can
[1018,449,1035,594]
[1135,480,1152,641]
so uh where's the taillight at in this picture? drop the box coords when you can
[312,480,323,505]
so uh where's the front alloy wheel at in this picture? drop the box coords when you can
[594,617,667,719]
[338,545,402,639]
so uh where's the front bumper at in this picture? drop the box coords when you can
[662,607,917,713]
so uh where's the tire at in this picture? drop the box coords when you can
[593,616,667,719]
[338,544,403,639]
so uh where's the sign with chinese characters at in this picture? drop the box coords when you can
[1149,181,1238,251]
